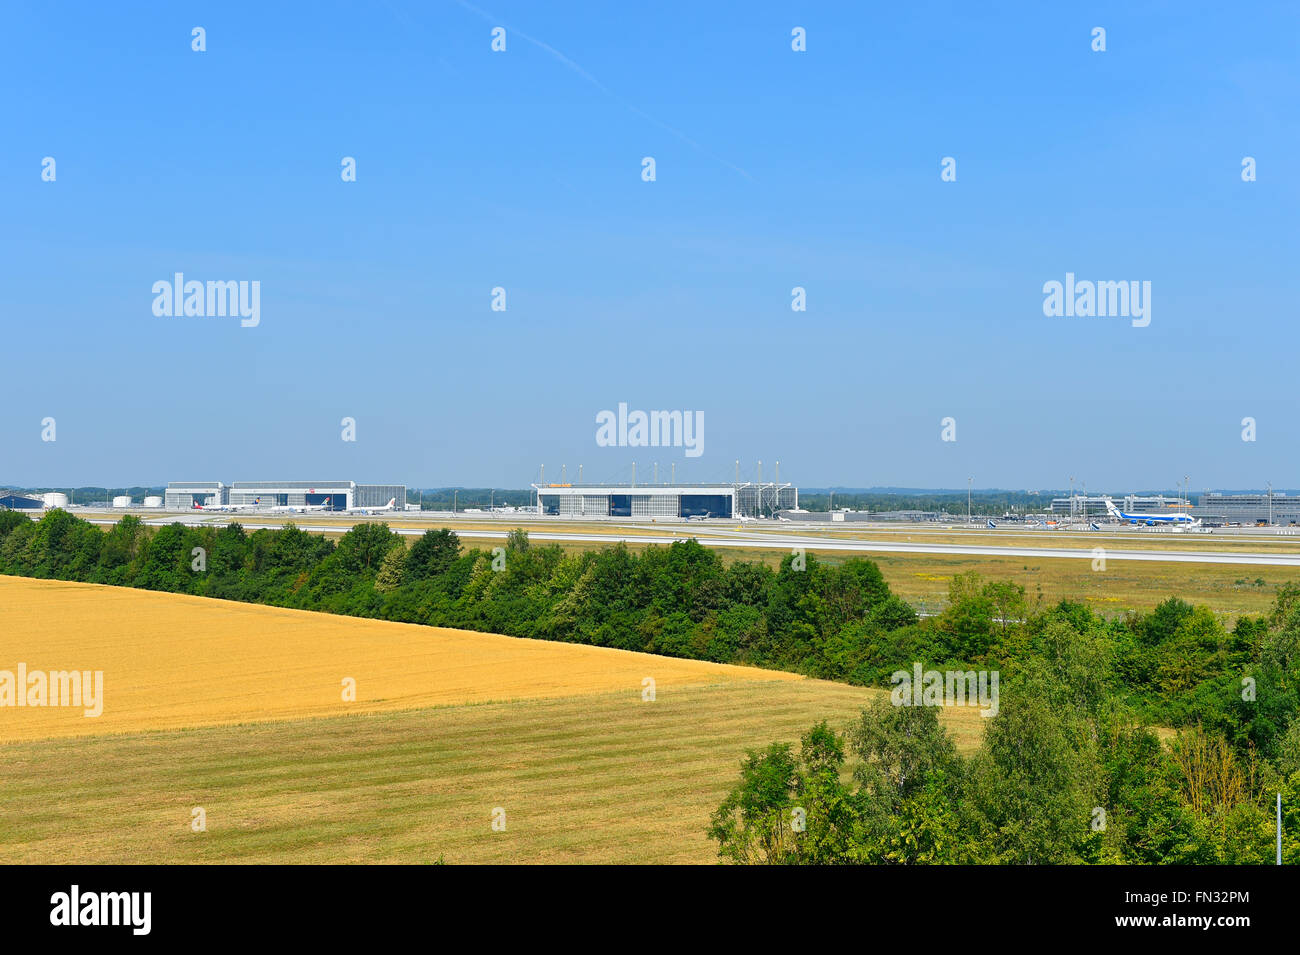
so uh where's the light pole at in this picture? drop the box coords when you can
[968,477,972,526]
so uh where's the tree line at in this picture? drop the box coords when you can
[711,650,1300,864]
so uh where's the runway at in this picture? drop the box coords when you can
[83,514,1300,568]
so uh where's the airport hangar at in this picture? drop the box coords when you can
[532,482,798,519]
[164,480,406,511]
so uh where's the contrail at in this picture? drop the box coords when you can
[450,0,755,181]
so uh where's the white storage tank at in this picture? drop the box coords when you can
[111,495,132,508]
[42,492,70,508]
[143,496,163,508]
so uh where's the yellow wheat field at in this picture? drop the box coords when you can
[0,576,801,741]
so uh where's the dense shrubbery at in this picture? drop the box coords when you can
[709,699,1300,865]
[4,509,1298,864]
[709,584,1300,865]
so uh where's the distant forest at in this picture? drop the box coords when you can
[410,488,533,509]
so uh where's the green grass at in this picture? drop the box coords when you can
[5,680,981,864]
[864,552,1293,620]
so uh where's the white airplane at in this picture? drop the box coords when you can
[1104,498,1200,527]
[352,497,397,515]
[270,498,339,513]
[192,497,263,512]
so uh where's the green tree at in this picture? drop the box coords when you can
[405,528,460,582]
[375,545,408,593]
[0,510,29,540]
[939,572,997,660]
[133,523,196,592]
[708,741,801,864]
[23,508,85,579]
[851,698,961,806]
[333,522,402,575]
[709,723,859,864]
[965,690,1098,864]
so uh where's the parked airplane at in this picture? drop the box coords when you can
[1104,498,1199,526]
[270,499,336,513]
[192,497,262,512]
[352,498,397,515]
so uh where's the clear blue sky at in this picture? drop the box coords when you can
[3,1,1297,491]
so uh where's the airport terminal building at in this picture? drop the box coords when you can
[1192,492,1300,525]
[532,482,798,519]
[1049,494,1189,517]
[779,509,942,523]
[1043,491,1300,524]
[165,480,406,511]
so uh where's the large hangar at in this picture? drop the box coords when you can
[532,482,797,519]
[229,480,354,510]
[229,481,406,511]
[0,492,44,510]
[164,481,226,509]
[166,480,405,511]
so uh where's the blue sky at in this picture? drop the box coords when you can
[3,1,1297,491]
